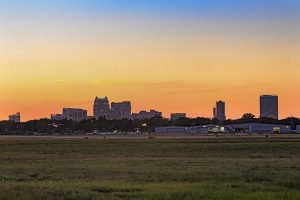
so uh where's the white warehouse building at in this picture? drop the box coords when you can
[189,125,225,134]
[155,123,291,134]
[155,126,189,134]
[230,123,291,134]
[155,125,225,134]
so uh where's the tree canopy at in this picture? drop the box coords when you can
[0,115,299,135]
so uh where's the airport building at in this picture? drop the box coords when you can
[155,123,291,134]
[170,113,187,121]
[260,95,279,119]
[297,125,300,133]
[9,113,21,123]
[190,125,225,134]
[230,123,290,134]
[155,125,225,134]
[155,126,189,134]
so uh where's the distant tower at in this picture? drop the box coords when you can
[213,101,226,121]
[93,96,110,119]
[213,107,216,118]
[260,95,278,119]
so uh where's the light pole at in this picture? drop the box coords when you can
[142,123,147,133]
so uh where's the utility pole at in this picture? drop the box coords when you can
[291,114,294,133]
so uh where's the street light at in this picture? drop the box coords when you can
[142,123,147,133]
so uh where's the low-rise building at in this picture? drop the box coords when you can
[170,113,187,121]
[190,125,225,134]
[132,110,162,120]
[51,114,65,121]
[155,125,225,134]
[9,113,21,123]
[155,123,291,134]
[229,123,291,134]
[189,126,209,134]
[155,126,189,134]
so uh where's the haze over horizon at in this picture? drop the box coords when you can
[1,0,300,121]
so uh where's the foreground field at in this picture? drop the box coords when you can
[0,136,300,199]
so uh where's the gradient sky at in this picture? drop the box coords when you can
[1,0,300,121]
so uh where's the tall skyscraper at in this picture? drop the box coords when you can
[260,95,278,119]
[111,101,131,120]
[213,101,226,121]
[93,96,110,119]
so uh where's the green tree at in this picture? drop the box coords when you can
[242,113,255,120]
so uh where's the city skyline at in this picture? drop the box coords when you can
[3,94,287,122]
[1,0,300,121]
[1,2,300,199]
[0,93,294,121]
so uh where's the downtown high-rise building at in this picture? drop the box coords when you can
[111,101,131,120]
[213,101,226,121]
[260,95,278,119]
[62,108,87,122]
[93,96,110,119]
[93,96,132,120]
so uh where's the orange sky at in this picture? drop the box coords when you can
[1,1,300,121]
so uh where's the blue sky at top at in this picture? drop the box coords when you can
[1,0,299,19]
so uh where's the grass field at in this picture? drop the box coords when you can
[0,136,300,199]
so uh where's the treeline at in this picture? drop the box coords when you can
[0,114,300,135]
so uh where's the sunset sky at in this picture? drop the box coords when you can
[1,0,300,121]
